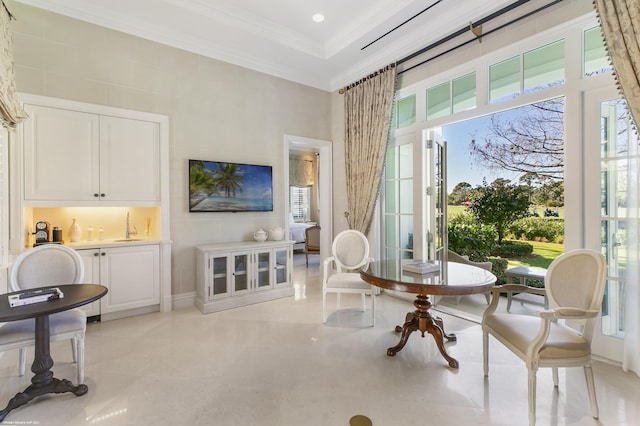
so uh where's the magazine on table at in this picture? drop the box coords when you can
[8,287,64,307]
[402,260,440,274]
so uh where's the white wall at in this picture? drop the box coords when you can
[8,1,332,297]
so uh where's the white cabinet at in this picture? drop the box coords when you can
[77,244,160,319]
[22,103,160,204]
[196,241,294,314]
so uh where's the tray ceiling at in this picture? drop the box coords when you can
[15,0,515,91]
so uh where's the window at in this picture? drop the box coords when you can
[396,94,416,128]
[452,73,476,113]
[384,142,413,260]
[489,56,520,102]
[424,72,477,120]
[584,26,612,77]
[426,82,450,120]
[290,186,310,222]
[523,39,565,92]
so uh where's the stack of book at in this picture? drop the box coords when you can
[8,287,64,307]
[402,260,440,275]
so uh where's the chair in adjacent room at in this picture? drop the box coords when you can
[304,225,321,267]
[482,249,607,426]
[322,230,376,326]
[0,244,87,383]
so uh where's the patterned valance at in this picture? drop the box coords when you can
[0,1,27,129]
[289,156,315,187]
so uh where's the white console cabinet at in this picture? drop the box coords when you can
[77,244,160,319]
[196,241,294,314]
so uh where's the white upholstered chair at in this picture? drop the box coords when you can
[482,249,607,426]
[0,245,87,383]
[322,230,376,326]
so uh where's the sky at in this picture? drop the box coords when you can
[442,112,522,193]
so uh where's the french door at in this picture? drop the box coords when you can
[584,86,636,362]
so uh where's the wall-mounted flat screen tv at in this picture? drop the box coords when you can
[189,159,273,212]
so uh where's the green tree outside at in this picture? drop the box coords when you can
[468,179,530,244]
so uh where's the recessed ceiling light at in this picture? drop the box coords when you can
[312,13,325,23]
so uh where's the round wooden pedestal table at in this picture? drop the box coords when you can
[360,260,496,368]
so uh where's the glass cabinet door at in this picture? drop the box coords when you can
[210,255,228,299]
[274,247,289,285]
[232,252,250,294]
[255,250,272,290]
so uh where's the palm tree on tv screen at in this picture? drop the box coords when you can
[212,162,244,198]
[189,160,218,198]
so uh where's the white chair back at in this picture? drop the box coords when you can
[10,244,84,291]
[331,230,370,272]
[544,248,607,342]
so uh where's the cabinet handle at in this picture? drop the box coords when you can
[94,193,99,197]
[93,252,99,257]
[101,252,106,256]
[100,193,106,197]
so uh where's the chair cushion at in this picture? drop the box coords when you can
[485,313,590,359]
[326,273,372,290]
[0,309,86,345]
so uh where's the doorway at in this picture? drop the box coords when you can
[283,135,332,269]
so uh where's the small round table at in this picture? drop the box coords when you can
[360,260,496,368]
[0,284,108,422]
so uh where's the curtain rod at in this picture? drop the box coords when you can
[338,63,396,95]
[361,0,444,51]
[338,0,562,94]
[397,0,535,67]
[398,0,563,75]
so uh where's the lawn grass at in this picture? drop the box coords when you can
[506,240,564,269]
[446,204,564,269]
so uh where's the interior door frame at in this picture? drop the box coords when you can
[283,135,333,266]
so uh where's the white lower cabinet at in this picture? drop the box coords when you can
[196,241,294,314]
[77,244,160,319]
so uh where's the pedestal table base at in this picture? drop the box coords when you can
[0,316,88,422]
[387,294,459,368]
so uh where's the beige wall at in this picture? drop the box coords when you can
[8,1,332,297]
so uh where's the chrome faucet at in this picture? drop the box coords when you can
[125,211,138,239]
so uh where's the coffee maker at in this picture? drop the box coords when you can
[33,221,63,246]
[33,221,50,245]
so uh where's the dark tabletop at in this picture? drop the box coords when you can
[360,259,496,295]
[0,284,108,322]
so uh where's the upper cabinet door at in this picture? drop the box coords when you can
[23,104,100,201]
[99,116,160,202]
[22,104,161,204]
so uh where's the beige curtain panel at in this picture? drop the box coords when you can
[0,1,27,128]
[344,64,397,235]
[594,0,640,127]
